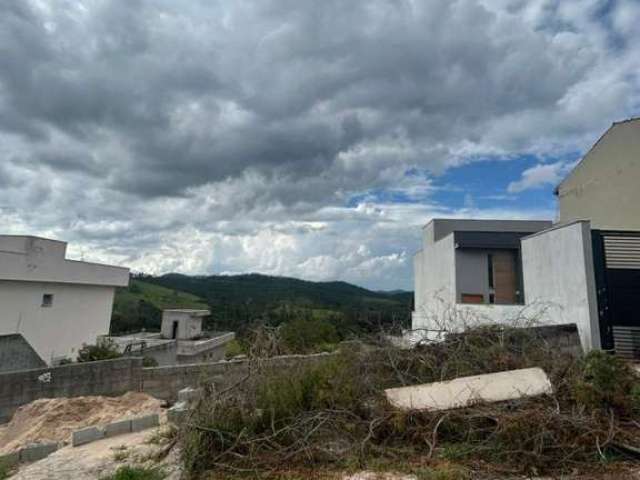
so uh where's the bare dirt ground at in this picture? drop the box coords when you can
[0,392,163,454]
[9,428,181,480]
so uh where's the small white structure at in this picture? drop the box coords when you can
[0,235,129,364]
[110,309,235,365]
[161,309,209,340]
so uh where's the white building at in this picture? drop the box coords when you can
[108,309,236,365]
[0,235,129,364]
[412,118,640,356]
[412,219,552,340]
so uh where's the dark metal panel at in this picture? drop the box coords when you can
[454,231,531,250]
[591,230,613,350]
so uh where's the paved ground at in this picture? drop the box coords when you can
[9,429,180,480]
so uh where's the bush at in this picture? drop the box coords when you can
[142,356,159,367]
[573,350,638,412]
[77,338,122,362]
[224,339,245,359]
[0,459,12,480]
[279,317,340,353]
[100,466,165,480]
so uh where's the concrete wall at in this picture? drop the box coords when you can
[141,352,333,401]
[521,221,600,351]
[558,119,640,231]
[412,234,456,332]
[0,358,142,423]
[0,280,117,364]
[428,219,552,243]
[0,334,46,373]
[0,236,129,287]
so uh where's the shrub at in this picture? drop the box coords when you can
[77,338,122,362]
[0,459,11,480]
[224,338,245,359]
[142,356,159,367]
[279,317,340,353]
[99,466,165,480]
[573,350,637,412]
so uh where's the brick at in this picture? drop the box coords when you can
[104,419,132,437]
[72,426,104,447]
[19,442,58,462]
[131,414,159,432]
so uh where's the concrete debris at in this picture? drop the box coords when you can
[385,367,553,412]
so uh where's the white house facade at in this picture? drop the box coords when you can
[0,235,129,364]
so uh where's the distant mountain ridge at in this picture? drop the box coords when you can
[111,272,413,334]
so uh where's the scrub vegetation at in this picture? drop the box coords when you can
[176,324,640,479]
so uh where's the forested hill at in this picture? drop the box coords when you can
[111,273,412,335]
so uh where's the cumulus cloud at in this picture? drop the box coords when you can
[507,161,576,193]
[1,0,639,289]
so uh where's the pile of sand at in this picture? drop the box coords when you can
[0,392,163,454]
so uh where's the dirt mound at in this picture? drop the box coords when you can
[0,392,163,454]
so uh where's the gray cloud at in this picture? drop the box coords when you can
[0,0,638,288]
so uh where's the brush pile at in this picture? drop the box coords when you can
[179,324,640,478]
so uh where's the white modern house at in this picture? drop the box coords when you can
[412,219,552,338]
[0,235,129,365]
[412,118,640,357]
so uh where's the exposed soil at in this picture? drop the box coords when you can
[0,392,163,454]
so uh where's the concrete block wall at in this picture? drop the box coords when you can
[0,357,142,423]
[141,352,333,401]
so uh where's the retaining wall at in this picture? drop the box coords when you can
[0,357,142,423]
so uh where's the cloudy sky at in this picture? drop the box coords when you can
[1,0,639,290]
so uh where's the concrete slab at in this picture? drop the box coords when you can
[72,427,104,447]
[104,419,132,438]
[385,367,553,412]
[177,387,201,403]
[0,450,20,467]
[131,414,159,432]
[19,442,58,462]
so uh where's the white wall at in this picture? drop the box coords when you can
[412,234,456,332]
[0,280,116,363]
[521,221,600,351]
[0,236,129,287]
[161,311,207,339]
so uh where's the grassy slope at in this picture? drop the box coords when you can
[111,279,209,333]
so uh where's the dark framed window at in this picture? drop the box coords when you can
[42,294,54,307]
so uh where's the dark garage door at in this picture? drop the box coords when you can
[593,232,640,358]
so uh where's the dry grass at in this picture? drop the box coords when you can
[178,323,640,479]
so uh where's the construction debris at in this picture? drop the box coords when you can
[384,367,553,411]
